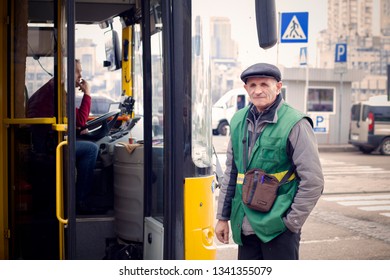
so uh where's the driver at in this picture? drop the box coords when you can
[27,59,100,214]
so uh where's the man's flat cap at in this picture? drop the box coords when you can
[240,63,281,83]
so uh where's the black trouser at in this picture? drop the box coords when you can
[238,230,301,260]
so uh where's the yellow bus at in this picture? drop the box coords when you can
[0,0,276,260]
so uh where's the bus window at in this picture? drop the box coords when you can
[151,30,164,218]
[191,14,212,168]
[133,23,144,116]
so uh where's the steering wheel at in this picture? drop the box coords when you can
[78,109,121,141]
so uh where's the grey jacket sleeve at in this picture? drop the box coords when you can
[216,138,238,221]
[283,118,324,233]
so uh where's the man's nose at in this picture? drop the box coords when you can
[253,85,263,94]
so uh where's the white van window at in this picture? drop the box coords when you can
[227,96,236,108]
[351,104,361,121]
[237,95,245,109]
[362,105,370,121]
[364,106,390,122]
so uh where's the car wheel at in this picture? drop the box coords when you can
[217,121,229,136]
[379,137,390,155]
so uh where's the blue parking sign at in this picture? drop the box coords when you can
[310,113,328,134]
[335,44,347,62]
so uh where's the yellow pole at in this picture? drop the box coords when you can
[122,25,133,98]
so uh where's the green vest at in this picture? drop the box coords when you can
[229,103,307,244]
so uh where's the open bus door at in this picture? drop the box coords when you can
[0,0,78,259]
[1,0,277,260]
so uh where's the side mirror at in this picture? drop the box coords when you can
[255,0,278,49]
[104,30,121,71]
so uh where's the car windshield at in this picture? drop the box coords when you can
[75,94,116,115]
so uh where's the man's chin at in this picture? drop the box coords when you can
[252,101,268,109]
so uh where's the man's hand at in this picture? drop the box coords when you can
[80,128,89,135]
[76,79,91,96]
[215,220,230,244]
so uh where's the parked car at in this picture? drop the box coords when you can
[349,95,390,155]
[76,94,117,116]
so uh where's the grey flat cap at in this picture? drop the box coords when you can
[240,63,281,83]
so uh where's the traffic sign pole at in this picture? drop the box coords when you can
[335,43,347,144]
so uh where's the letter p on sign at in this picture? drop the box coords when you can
[335,43,347,63]
[316,115,324,127]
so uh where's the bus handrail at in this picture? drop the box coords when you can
[56,140,68,225]
[3,117,57,125]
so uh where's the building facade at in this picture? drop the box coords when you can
[317,0,389,101]
[209,17,241,103]
[281,67,365,144]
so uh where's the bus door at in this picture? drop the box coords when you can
[1,0,72,259]
[1,0,278,260]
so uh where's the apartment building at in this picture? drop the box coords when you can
[318,0,389,101]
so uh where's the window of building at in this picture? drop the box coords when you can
[307,87,335,113]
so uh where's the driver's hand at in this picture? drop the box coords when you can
[80,128,89,135]
[76,79,91,96]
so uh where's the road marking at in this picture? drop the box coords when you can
[322,194,390,217]
[215,157,390,176]
[323,194,390,201]
[214,156,390,176]
[338,200,390,206]
[301,236,361,244]
[320,158,389,175]
[358,206,390,211]
[325,170,389,175]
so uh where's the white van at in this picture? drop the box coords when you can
[349,95,390,155]
[212,88,248,135]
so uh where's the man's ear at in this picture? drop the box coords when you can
[276,81,283,92]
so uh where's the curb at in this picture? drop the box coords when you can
[318,145,358,153]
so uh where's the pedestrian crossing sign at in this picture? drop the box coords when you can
[280,12,309,43]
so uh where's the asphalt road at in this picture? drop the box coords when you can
[212,135,390,260]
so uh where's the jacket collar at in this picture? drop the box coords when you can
[248,94,283,124]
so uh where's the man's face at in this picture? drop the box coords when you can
[244,77,282,112]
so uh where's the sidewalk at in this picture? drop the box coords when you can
[317,144,358,153]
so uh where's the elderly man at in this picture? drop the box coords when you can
[215,63,324,260]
